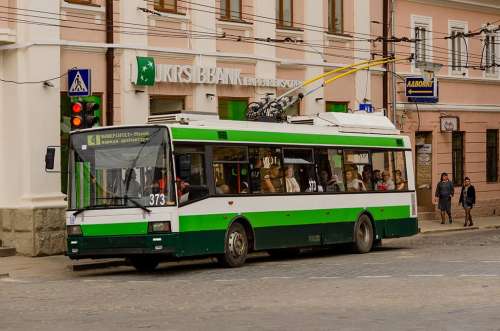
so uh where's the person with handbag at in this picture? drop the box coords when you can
[434,172,454,224]
[459,177,476,227]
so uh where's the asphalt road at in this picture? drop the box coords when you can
[1,229,500,331]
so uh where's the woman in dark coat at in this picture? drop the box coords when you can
[434,172,454,224]
[459,177,476,227]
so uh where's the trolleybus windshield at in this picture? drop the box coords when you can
[68,127,175,210]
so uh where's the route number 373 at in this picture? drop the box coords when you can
[149,194,166,206]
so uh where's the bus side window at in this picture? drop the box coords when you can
[283,148,316,192]
[371,151,395,191]
[213,146,249,195]
[393,151,408,191]
[249,147,283,194]
[174,145,209,202]
[316,148,345,192]
[343,150,368,192]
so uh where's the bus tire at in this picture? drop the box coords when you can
[353,214,374,254]
[129,256,159,272]
[219,222,248,268]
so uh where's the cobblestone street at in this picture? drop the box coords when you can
[1,229,500,330]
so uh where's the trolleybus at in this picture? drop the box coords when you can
[62,112,418,271]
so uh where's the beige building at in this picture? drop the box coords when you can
[0,0,499,255]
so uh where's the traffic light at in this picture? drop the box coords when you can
[70,101,84,130]
[70,99,101,130]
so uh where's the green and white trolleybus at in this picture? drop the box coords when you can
[65,112,418,271]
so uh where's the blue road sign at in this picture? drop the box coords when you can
[68,69,91,97]
[405,76,437,99]
[359,103,374,113]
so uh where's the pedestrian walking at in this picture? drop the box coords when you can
[459,177,476,227]
[434,172,454,224]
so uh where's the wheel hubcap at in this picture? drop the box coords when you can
[358,222,369,244]
[228,231,246,258]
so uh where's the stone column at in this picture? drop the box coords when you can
[254,0,277,103]
[0,0,66,255]
[119,0,149,124]
[302,1,325,115]
[190,0,217,114]
[354,0,372,109]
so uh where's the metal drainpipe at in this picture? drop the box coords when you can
[383,0,389,118]
[105,0,114,126]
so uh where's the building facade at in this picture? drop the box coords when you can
[0,0,498,255]
[392,0,500,217]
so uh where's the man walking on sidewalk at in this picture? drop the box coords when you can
[434,172,454,224]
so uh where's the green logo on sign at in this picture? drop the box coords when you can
[136,57,155,86]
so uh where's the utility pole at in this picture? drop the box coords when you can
[105,0,114,126]
[382,0,389,119]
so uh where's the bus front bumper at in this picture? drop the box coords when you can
[66,233,179,259]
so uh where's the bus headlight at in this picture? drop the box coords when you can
[148,221,171,233]
[67,225,82,236]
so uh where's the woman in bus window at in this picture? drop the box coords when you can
[262,165,283,193]
[377,171,395,191]
[284,165,300,193]
[345,168,366,192]
[395,170,406,191]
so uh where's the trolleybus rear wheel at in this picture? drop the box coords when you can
[218,223,248,268]
[353,214,374,253]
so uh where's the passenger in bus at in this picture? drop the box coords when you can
[362,165,374,190]
[240,181,249,194]
[319,170,343,192]
[216,183,230,195]
[373,170,383,189]
[395,170,406,191]
[176,177,190,202]
[262,165,283,193]
[345,168,366,192]
[284,165,300,193]
[377,171,395,191]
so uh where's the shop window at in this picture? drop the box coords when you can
[249,147,283,194]
[452,132,464,186]
[393,151,408,191]
[220,0,242,21]
[487,129,498,182]
[326,101,348,113]
[218,98,248,121]
[150,96,185,115]
[343,150,369,192]
[316,148,345,192]
[213,146,249,194]
[283,148,316,192]
[276,0,293,28]
[174,145,208,203]
[155,0,177,13]
[328,0,343,34]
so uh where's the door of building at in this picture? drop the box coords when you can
[415,132,434,211]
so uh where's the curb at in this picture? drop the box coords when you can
[70,259,128,272]
[420,226,482,234]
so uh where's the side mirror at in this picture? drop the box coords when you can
[45,147,56,170]
[45,146,60,173]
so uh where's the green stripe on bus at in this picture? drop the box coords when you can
[171,127,405,148]
[81,221,148,236]
[179,205,411,232]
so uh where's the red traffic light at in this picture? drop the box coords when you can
[72,102,83,113]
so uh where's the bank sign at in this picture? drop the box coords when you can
[133,56,302,88]
[405,76,438,102]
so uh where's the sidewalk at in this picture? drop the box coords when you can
[418,216,500,234]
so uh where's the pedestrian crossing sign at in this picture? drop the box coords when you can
[68,69,91,97]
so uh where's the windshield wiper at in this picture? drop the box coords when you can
[123,196,152,214]
[72,204,115,217]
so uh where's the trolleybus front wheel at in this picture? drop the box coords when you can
[353,214,374,253]
[218,223,248,268]
[129,256,160,272]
